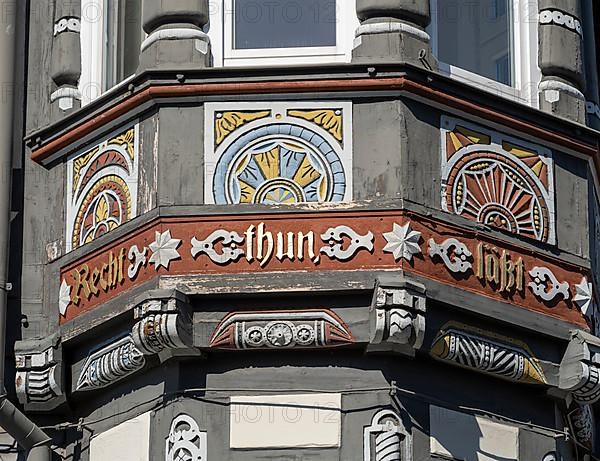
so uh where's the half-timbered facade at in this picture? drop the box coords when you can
[3,0,600,459]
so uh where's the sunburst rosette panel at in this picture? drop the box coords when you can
[441,117,555,244]
[205,102,352,205]
[66,126,139,251]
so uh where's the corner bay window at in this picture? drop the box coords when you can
[79,0,539,105]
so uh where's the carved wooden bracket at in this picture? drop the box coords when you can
[368,275,426,357]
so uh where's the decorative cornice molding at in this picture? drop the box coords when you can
[430,322,547,384]
[15,339,65,410]
[28,75,599,168]
[368,276,426,356]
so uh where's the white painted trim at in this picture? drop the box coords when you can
[355,22,430,41]
[539,79,586,99]
[140,28,210,53]
[79,0,105,106]
[429,0,540,107]
[210,0,358,67]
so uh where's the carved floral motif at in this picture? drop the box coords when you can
[66,126,139,251]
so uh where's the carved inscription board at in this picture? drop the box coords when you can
[58,211,590,327]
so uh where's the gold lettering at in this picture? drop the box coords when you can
[256,223,273,267]
[515,257,525,292]
[72,264,91,305]
[100,263,109,291]
[108,251,119,288]
[500,251,515,293]
[485,247,500,286]
[90,268,100,296]
[117,248,126,284]
[476,243,484,280]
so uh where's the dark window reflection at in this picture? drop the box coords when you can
[234,0,337,50]
[437,0,514,85]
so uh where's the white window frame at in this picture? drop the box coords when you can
[80,0,105,106]
[429,0,541,107]
[79,0,139,106]
[209,0,358,67]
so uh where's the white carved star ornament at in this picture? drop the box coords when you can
[59,279,72,316]
[574,277,594,316]
[383,222,422,262]
[149,230,182,270]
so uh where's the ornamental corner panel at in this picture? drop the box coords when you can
[65,125,140,252]
[440,116,556,244]
[204,101,353,205]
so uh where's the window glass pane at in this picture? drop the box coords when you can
[104,0,142,90]
[437,0,514,85]
[233,0,337,50]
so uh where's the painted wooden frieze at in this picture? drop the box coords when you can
[441,117,555,244]
[57,210,590,328]
[66,125,139,251]
[205,102,352,204]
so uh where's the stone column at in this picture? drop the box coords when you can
[538,0,586,123]
[352,0,436,69]
[50,0,82,112]
[139,0,211,70]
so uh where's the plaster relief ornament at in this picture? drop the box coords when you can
[431,322,547,385]
[363,410,407,461]
[209,310,354,349]
[166,414,207,461]
[149,230,181,270]
[66,126,139,251]
[568,404,594,451]
[428,238,472,273]
[574,277,594,316]
[127,245,147,279]
[320,225,374,261]
[383,222,422,262]
[529,267,570,303]
[58,279,72,316]
[76,337,145,391]
[441,117,555,244]
[205,102,352,205]
[191,230,244,264]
